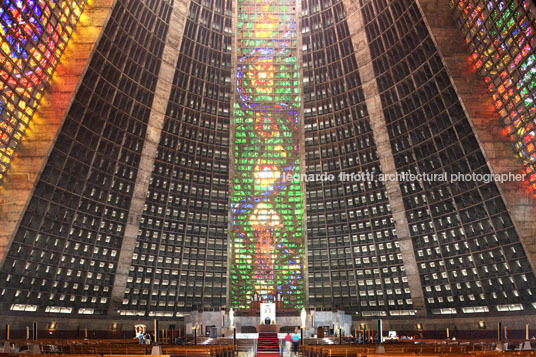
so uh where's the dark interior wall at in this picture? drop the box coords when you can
[301,0,414,315]
[119,0,233,314]
[0,316,186,339]
[0,0,173,316]
[360,0,536,315]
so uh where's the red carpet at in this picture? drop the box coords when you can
[257,332,279,356]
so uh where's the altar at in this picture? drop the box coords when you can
[183,297,352,338]
[256,324,281,333]
[255,302,280,332]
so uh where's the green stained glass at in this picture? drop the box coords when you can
[230,0,305,308]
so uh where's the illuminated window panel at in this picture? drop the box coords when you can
[0,0,87,182]
[230,0,305,308]
[451,0,536,191]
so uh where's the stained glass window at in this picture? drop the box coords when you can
[0,0,87,182]
[451,0,536,192]
[230,0,305,308]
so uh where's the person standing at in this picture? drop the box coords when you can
[135,331,145,344]
[284,333,292,355]
[291,332,300,355]
[144,332,152,344]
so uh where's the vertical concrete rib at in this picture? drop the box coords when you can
[0,0,115,266]
[226,0,237,309]
[416,0,536,275]
[108,0,190,314]
[342,0,427,316]
[296,0,309,305]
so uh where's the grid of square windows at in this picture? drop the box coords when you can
[0,0,173,315]
[120,0,232,313]
[361,0,536,314]
[302,0,414,315]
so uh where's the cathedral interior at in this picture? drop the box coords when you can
[0,0,535,339]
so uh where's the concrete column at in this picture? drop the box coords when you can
[295,0,310,308]
[342,0,427,316]
[416,0,536,275]
[108,0,191,314]
[226,0,238,309]
[0,0,115,266]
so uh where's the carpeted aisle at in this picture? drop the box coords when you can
[257,332,280,357]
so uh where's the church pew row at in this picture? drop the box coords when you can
[3,340,142,346]
[364,354,536,357]
[58,346,151,354]
[162,345,236,357]
[0,345,236,357]
[300,344,487,353]
[299,344,533,357]
[298,352,536,357]
[0,343,236,357]
[43,344,236,356]
[0,354,103,357]
[0,354,212,357]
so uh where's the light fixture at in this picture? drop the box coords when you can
[112,323,118,330]
[359,323,366,330]
[48,322,56,330]
[478,321,486,329]
[416,323,423,330]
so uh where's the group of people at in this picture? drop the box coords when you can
[282,332,300,355]
[135,331,153,344]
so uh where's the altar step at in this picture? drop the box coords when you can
[257,332,280,355]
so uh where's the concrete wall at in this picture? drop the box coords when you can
[185,311,226,337]
[0,312,534,339]
[313,311,352,336]
[354,315,536,331]
[187,311,354,337]
[0,315,184,337]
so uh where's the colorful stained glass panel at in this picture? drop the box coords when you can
[230,0,305,308]
[451,0,536,191]
[0,0,87,182]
